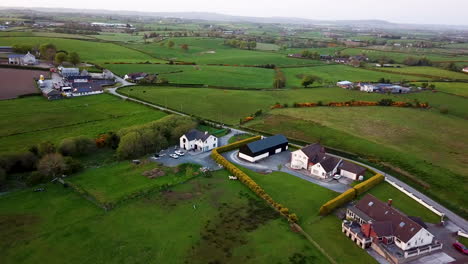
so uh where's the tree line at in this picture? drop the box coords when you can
[223,39,257,50]
[12,43,81,65]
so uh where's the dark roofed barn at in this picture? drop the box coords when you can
[238,135,288,162]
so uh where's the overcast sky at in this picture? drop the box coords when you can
[2,0,468,25]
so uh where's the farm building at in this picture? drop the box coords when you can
[60,68,80,78]
[124,72,148,81]
[0,46,13,53]
[336,81,353,89]
[8,52,36,65]
[338,161,366,180]
[343,194,441,262]
[238,134,288,162]
[179,129,218,152]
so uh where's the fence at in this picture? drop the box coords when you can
[384,178,445,220]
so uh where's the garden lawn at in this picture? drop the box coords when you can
[0,170,327,264]
[0,94,167,154]
[127,37,325,66]
[282,64,430,87]
[106,63,275,88]
[240,168,377,264]
[0,37,163,63]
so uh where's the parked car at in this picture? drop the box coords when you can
[175,150,185,156]
[453,242,468,255]
[33,188,45,192]
[333,174,342,180]
[169,154,179,159]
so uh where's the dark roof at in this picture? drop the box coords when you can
[8,54,24,58]
[371,221,393,237]
[340,160,366,175]
[127,72,148,79]
[184,129,212,141]
[354,194,423,243]
[300,143,325,163]
[318,154,341,172]
[245,134,288,154]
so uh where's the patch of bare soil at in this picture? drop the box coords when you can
[142,168,166,179]
[0,214,41,250]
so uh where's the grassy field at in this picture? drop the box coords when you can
[67,162,200,204]
[0,94,167,154]
[411,82,468,97]
[0,170,328,264]
[228,133,254,143]
[127,37,325,66]
[89,32,146,43]
[240,168,376,264]
[342,48,468,63]
[245,110,468,218]
[282,65,429,87]
[255,43,280,51]
[106,63,275,88]
[0,37,163,63]
[0,31,94,39]
[119,85,468,124]
[378,66,468,80]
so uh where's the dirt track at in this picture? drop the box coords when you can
[0,68,47,100]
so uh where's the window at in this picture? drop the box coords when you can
[213,144,216,147]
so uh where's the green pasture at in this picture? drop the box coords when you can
[380,66,468,80]
[0,94,167,154]
[411,82,468,97]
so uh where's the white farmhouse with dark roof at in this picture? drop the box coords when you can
[8,52,36,65]
[179,129,218,152]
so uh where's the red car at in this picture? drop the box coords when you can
[453,242,468,255]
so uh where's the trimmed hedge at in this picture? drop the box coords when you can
[353,173,385,195]
[212,136,299,223]
[319,173,385,216]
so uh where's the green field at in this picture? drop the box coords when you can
[119,85,468,124]
[0,170,328,264]
[0,94,167,154]
[0,37,163,63]
[68,162,200,204]
[282,64,429,87]
[106,64,275,88]
[127,37,325,66]
[411,82,468,97]
[379,66,468,80]
[342,48,468,63]
[245,108,468,218]
[89,32,146,43]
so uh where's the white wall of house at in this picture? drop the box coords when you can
[395,228,434,251]
[179,134,218,152]
[239,152,269,163]
[310,163,327,178]
[70,90,103,97]
[291,150,309,170]
[341,169,358,180]
[22,52,36,65]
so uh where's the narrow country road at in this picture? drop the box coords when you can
[108,74,468,233]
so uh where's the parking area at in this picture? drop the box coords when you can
[149,146,220,170]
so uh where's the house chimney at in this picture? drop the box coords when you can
[388,199,392,207]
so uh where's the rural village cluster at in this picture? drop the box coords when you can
[0,10,467,264]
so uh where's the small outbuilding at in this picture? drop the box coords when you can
[238,134,288,162]
[339,160,366,180]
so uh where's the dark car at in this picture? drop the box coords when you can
[453,242,468,255]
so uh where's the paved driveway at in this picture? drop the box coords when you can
[223,150,351,193]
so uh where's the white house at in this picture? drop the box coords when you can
[336,81,353,89]
[309,155,342,178]
[462,67,468,73]
[290,143,325,170]
[360,83,380,93]
[8,52,36,65]
[179,129,218,152]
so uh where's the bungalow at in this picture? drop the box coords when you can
[462,67,468,73]
[8,52,36,65]
[336,81,353,89]
[179,129,218,152]
[343,194,441,262]
[124,72,148,81]
[238,134,288,163]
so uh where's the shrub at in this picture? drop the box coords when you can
[353,174,385,195]
[0,168,6,186]
[37,153,67,179]
[0,151,38,174]
[37,141,56,157]
[59,136,96,157]
[63,157,83,175]
[27,171,46,186]
[319,188,357,216]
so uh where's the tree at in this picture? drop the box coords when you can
[68,52,80,65]
[54,52,67,65]
[39,43,57,61]
[181,44,189,51]
[37,141,56,157]
[12,44,33,54]
[0,167,6,187]
[37,153,67,179]
[168,41,175,48]
[301,75,320,88]
[59,136,96,157]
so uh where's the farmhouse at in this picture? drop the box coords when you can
[179,129,218,152]
[336,81,353,89]
[8,52,37,65]
[463,67,468,73]
[124,72,148,81]
[309,155,342,178]
[238,134,288,162]
[290,143,326,170]
[343,194,442,263]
